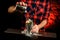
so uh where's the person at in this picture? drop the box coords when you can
[8,0,51,33]
[20,0,51,33]
[3,0,50,33]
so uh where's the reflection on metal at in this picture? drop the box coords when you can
[25,19,33,37]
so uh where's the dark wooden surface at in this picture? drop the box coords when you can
[0,33,56,40]
[3,28,57,40]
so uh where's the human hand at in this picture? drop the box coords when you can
[16,2,27,6]
[31,25,40,33]
[16,2,27,13]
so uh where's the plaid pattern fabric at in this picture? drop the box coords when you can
[20,0,51,25]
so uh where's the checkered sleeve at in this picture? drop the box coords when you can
[42,0,50,20]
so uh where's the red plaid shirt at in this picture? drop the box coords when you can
[20,0,51,25]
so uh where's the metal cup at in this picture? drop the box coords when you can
[25,19,33,36]
[16,4,27,13]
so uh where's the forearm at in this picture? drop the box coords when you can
[38,19,47,29]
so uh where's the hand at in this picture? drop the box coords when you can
[16,2,27,6]
[31,25,39,33]
[16,2,27,13]
[8,2,27,13]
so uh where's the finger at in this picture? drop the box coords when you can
[31,27,39,33]
[31,29,36,33]
[31,29,34,32]
[23,2,27,6]
[25,4,27,6]
[32,26,36,29]
[20,2,23,6]
[32,25,38,29]
[16,2,19,4]
[23,2,26,6]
